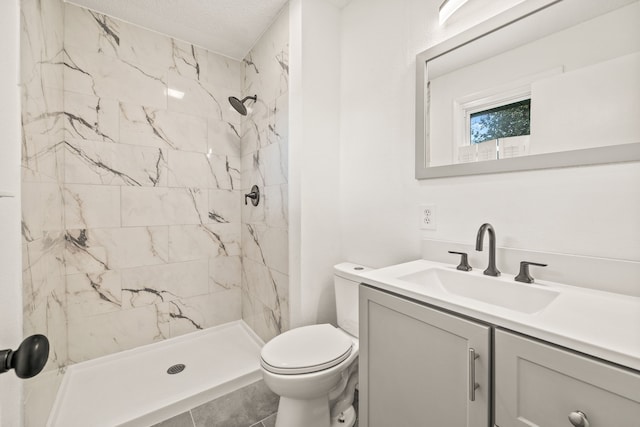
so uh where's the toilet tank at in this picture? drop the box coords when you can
[334,263,372,338]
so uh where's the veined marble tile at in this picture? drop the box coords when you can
[241,184,266,225]
[64,184,121,229]
[241,257,287,313]
[21,113,65,185]
[22,84,64,140]
[160,288,241,337]
[64,47,167,109]
[271,267,290,336]
[241,117,268,155]
[64,4,175,73]
[262,140,288,186]
[210,152,241,191]
[209,255,242,293]
[241,150,266,194]
[22,233,66,318]
[241,264,289,341]
[167,71,222,119]
[22,237,68,371]
[242,224,288,275]
[21,0,64,90]
[167,71,240,125]
[168,150,240,190]
[208,117,241,158]
[168,224,240,263]
[247,99,270,138]
[241,142,287,194]
[67,305,169,362]
[64,226,169,275]
[240,90,288,158]
[21,134,65,185]
[66,270,122,319]
[121,260,209,308]
[264,184,288,228]
[21,48,64,95]
[23,292,68,371]
[268,93,289,146]
[119,103,207,152]
[170,39,208,81]
[63,4,121,55]
[63,91,119,143]
[92,226,168,269]
[22,182,64,237]
[121,187,207,226]
[241,289,281,343]
[64,139,167,187]
[167,150,212,188]
[21,85,65,182]
[243,40,289,110]
[208,189,240,224]
[205,50,242,92]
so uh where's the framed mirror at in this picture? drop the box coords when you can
[416,0,640,179]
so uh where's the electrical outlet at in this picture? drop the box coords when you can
[419,204,437,230]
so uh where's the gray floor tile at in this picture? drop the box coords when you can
[191,380,278,427]
[152,411,195,427]
[260,413,276,427]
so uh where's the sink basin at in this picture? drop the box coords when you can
[399,268,559,314]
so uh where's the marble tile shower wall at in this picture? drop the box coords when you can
[21,0,66,371]
[22,0,248,366]
[240,9,290,342]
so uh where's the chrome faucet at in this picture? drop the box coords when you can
[475,223,500,277]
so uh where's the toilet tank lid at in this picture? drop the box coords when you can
[334,263,373,282]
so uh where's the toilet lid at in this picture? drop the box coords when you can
[261,324,353,375]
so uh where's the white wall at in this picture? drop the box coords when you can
[339,0,640,270]
[289,0,343,328]
[0,0,23,425]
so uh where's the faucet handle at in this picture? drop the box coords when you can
[515,261,547,284]
[448,251,472,271]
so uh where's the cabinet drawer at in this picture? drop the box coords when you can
[495,329,640,427]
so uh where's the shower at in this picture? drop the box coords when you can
[228,95,257,116]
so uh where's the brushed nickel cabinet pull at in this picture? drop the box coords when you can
[469,348,480,401]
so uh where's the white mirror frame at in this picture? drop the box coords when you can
[415,0,640,179]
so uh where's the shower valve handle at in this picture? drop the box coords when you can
[244,185,260,206]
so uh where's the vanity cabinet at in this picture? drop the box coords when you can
[494,329,640,427]
[359,285,491,427]
[360,285,640,427]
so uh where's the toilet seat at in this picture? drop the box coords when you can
[261,324,353,375]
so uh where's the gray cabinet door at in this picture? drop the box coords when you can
[359,285,491,427]
[495,329,640,427]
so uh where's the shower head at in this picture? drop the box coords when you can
[228,95,257,116]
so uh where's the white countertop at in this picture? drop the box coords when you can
[359,259,640,372]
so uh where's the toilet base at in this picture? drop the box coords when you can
[275,396,330,427]
[274,398,356,427]
[331,405,356,427]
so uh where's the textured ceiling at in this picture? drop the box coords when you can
[65,0,290,60]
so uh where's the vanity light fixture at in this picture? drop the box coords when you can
[439,0,468,24]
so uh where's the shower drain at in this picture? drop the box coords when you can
[167,364,186,375]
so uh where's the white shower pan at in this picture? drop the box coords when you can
[47,320,264,427]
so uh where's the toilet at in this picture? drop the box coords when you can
[260,263,371,427]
